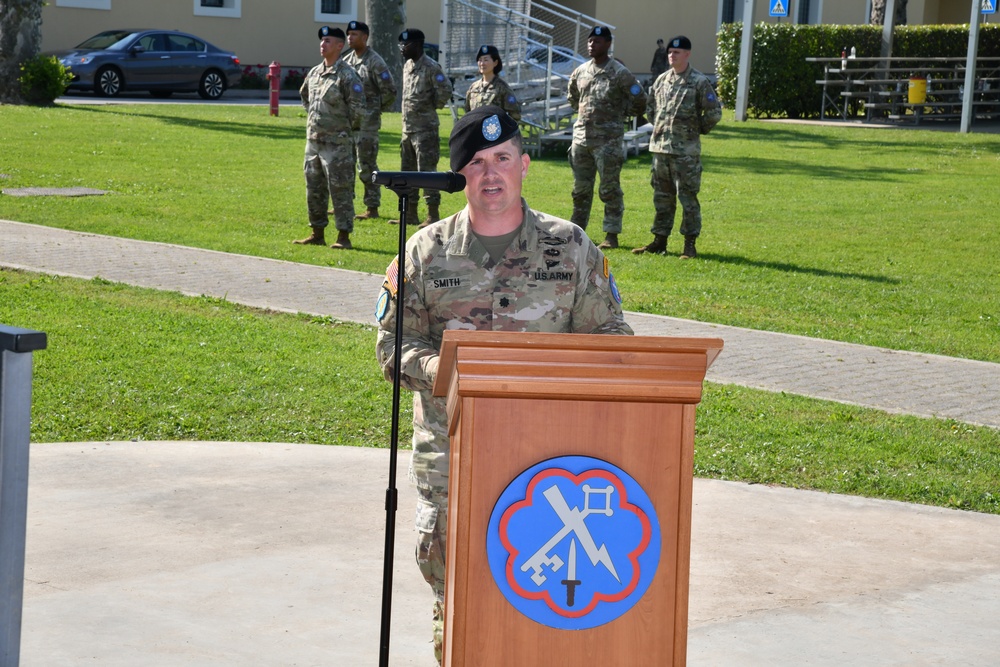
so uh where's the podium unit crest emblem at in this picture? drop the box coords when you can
[486,456,660,630]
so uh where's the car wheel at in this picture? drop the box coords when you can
[198,70,225,100]
[149,90,174,99]
[95,66,123,97]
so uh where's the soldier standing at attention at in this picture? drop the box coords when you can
[463,44,520,121]
[392,28,453,227]
[343,20,397,221]
[650,38,668,82]
[633,35,721,259]
[374,106,632,665]
[567,26,646,250]
[294,26,365,250]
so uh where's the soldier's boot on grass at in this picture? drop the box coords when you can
[680,235,697,259]
[420,203,441,228]
[355,207,379,220]
[293,227,326,245]
[330,230,353,250]
[597,233,618,250]
[631,234,668,255]
[389,202,418,225]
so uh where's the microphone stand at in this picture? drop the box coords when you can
[378,184,414,667]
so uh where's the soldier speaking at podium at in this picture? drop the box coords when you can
[374,106,633,663]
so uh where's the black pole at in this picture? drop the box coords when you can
[378,187,412,667]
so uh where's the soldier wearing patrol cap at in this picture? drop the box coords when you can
[374,105,632,665]
[567,25,646,250]
[633,35,721,259]
[463,44,520,122]
[294,26,365,250]
[392,28,453,227]
[343,20,397,220]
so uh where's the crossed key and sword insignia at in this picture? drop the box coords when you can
[520,483,621,589]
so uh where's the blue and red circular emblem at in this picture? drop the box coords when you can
[486,456,660,630]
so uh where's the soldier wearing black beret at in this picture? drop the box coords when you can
[375,105,632,664]
[463,44,521,122]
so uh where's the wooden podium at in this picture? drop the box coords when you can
[432,331,722,666]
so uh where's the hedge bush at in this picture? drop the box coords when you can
[716,23,1000,118]
[19,55,72,105]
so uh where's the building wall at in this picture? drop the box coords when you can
[38,0,979,77]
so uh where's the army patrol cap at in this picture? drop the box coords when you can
[346,20,369,35]
[398,28,425,43]
[318,26,346,40]
[449,105,520,172]
[668,35,692,50]
[588,25,612,40]
[476,45,503,74]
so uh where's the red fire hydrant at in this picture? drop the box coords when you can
[267,61,281,116]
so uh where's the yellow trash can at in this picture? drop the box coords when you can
[908,76,927,104]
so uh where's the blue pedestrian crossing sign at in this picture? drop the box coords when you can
[984,0,996,15]
[770,0,789,16]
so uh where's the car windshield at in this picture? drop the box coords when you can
[75,30,138,51]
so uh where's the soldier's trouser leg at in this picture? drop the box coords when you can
[595,141,626,234]
[400,133,421,209]
[355,131,381,209]
[675,154,703,238]
[569,143,597,229]
[318,141,356,233]
[650,152,677,238]
[415,487,448,666]
[304,146,330,229]
[411,130,442,208]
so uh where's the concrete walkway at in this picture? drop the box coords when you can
[3,219,1000,665]
[2,219,998,428]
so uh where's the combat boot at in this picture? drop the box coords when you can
[631,234,668,255]
[420,203,441,228]
[330,230,353,250]
[293,227,326,245]
[389,202,418,226]
[597,233,618,250]
[680,235,698,259]
[355,207,379,220]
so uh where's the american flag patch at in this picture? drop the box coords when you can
[385,257,400,296]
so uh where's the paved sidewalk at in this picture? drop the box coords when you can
[2,219,998,428]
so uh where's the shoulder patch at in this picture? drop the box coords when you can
[384,257,400,297]
[507,94,517,104]
[380,70,391,80]
[707,92,717,102]
[375,288,391,322]
[435,73,446,82]
[603,255,609,280]
[353,82,363,93]
[609,273,622,304]
[630,83,642,96]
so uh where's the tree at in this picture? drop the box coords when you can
[0,0,45,103]
[367,0,405,112]
[870,0,908,26]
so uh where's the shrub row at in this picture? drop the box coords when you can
[716,23,1000,118]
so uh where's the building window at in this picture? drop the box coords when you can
[194,0,241,18]
[56,0,111,9]
[797,0,822,24]
[315,0,355,23]
[719,0,744,25]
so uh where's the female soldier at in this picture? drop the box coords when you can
[463,44,521,122]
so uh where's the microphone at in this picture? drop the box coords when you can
[372,170,467,193]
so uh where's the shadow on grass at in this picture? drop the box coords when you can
[699,251,900,284]
[60,104,304,141]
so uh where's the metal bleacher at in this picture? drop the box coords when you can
[441,0,644,157]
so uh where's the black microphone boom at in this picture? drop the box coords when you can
[372,170,467,194]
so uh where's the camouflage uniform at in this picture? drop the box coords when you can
[299,60,365,232]
[342,47,397,209]
[400,54,453,207]
[646,65,721,239]
[374,200,632,662]
[464,76,521,121]
[567,58,646,232]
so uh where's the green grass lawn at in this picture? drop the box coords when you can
[1,104,998,362]
[3,269,997,514]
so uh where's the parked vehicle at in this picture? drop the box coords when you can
[524,45,584,79]
[47,29,241,99]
